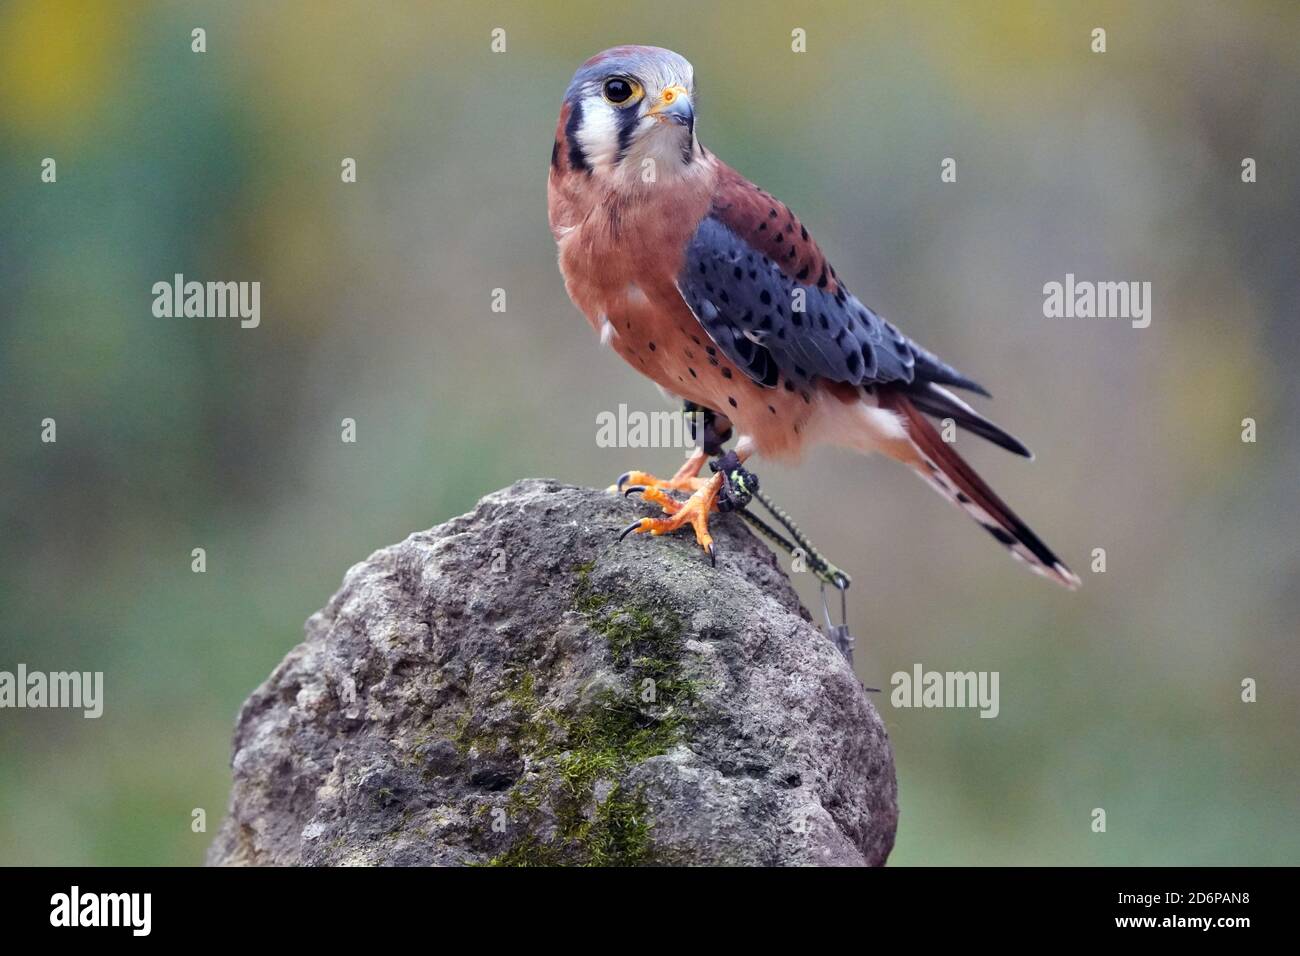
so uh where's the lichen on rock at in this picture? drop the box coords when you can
[207,478,897,866]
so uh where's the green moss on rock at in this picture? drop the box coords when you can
[484,560,699,866]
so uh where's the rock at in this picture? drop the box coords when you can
[206,478,898,866]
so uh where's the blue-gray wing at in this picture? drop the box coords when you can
[675,213,987,395]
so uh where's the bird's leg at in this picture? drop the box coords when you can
[610,401,732,496]
[618,469,725,563]
[618,447,753,564]
[612,447,711,496]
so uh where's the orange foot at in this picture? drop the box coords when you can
[618,471,723,564]
[607,448,710,496]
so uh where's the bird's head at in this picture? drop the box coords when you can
[557,46,700,180]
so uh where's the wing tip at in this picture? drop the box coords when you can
[912,382,1033,458]
[932,369,992,398]
[1009,437,1035,460]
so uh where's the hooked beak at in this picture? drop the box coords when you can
[647,84,693,127]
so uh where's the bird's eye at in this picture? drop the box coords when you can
[602,77,637,105]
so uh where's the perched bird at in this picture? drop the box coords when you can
[548,45,1079,589]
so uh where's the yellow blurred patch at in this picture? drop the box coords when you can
[1153,287,1272,489]
[0,0,128,139]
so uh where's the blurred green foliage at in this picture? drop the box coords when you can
[1,0,1296,865]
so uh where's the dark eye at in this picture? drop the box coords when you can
[602,77,634,104]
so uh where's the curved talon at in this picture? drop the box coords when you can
[618,519,647,542]
[606,449,735,561]
[608,453,710,500]
[613,472,724,560]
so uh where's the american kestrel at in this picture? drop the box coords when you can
[548,45,1079,589]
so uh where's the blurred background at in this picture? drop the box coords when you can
[1,0,1297,865]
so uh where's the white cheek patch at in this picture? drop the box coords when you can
[577,99,622,169]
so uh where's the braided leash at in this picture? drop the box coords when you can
[735,485,855,667]
[681,406,857,666]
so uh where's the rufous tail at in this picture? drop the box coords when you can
[877,389,1080,590]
